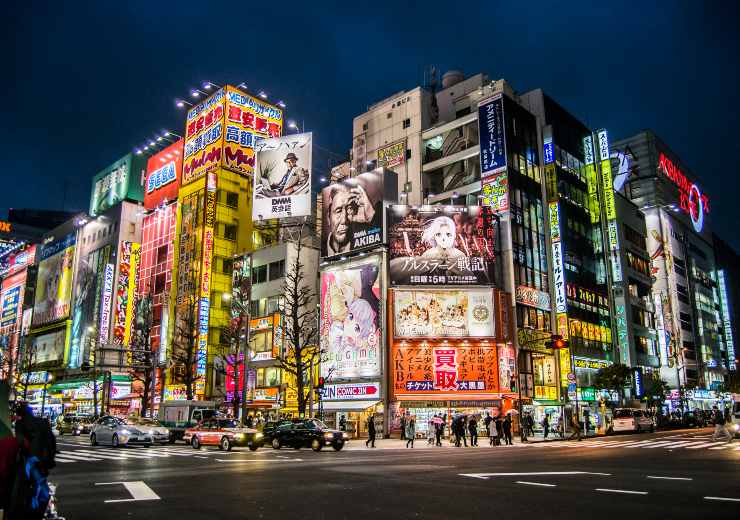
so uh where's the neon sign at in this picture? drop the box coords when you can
[658,152,709,232]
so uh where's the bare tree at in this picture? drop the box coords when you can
[213,256,251,418]
[274,224,320,417]
[170,267,200,401]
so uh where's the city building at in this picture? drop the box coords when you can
[612,130,726,400]
[712,234,739,374]
[166,84,283,401]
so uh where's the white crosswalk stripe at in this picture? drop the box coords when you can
[53,444,251,465]
[516,438,736,451]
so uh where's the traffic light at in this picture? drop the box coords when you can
[545,335,569,350]
[316,377,326,390]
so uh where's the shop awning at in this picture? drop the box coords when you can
[321,400,379,411]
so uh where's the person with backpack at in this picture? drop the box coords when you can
[10,402,56,519]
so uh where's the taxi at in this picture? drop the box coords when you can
[183,417,264,451]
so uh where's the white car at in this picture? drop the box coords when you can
[90,416,170,447]
[730,401,740,438]
[612,408,654,433]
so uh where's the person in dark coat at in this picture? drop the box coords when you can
[468,416,478,446]
[493,416,503,445]
[400,414,406,440]
[365,415,376,448]
[483,412,492,438]
[502,415,513,445]
[542,414,551,439]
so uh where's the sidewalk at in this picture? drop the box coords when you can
[342,432,600,450]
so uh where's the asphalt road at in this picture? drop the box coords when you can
[51,428,739,520]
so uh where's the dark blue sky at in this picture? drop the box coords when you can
[3,1,739,249]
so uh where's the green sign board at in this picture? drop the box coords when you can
[577,387,597,401]
[89,153,146,216]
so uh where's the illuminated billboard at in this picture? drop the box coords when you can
[144,139,183,209]
[391,342,500,399]
[320,170,384,258]
[253,132,312,220]
[478,94,509,213]
[90,153,146,216]
[377,139,406,169]
[112,242,140,346]
[388,205,496,286]
[32,328,67,365]
[393,289,495,338]
[658,151,710,233]
[32,233,76,327]
[182,86,283,186]
[320,256,381,379]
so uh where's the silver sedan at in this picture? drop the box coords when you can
[90,416,170,447]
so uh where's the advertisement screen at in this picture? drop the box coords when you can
[144,139,183,209]
[32,328,67,364]
[392,343,499,397]
[377,139,406,169]
[112,242,140,346]
[253,132,312,220]
[32,233,76,327]
[388,205,496,285]
[393,289,495,338]
[320,257,381,379]
[0,285,21,329]
[320,170,384,258]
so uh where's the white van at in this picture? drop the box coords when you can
[612,408,654,433]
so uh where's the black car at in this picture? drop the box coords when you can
[261,419,293,444]
[270,419,349,452]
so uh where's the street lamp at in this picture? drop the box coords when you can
[175,99,193,108]
[203,81,222,90]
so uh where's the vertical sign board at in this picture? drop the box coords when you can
[598,130,622,283]
[478,95,509,212]
[718,270,736,370]
[549,201,569,340]
[99,264,114,344]
[197,173,217,396]
[543,135,557,201]
[583,136,600,224]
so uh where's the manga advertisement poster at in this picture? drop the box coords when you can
[112,242,140,346]
[320,257,381,379]
[393,289,495,338]
[253,132,312,220]
[388,205,496,285]
[32,233,76,327]
[320,170,384,258]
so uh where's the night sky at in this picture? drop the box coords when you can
[4,1,739,249]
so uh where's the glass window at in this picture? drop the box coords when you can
[224,224,238,241]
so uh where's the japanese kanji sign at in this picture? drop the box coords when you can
[392,342,499,399]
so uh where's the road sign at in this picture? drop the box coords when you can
[567,373,576,383]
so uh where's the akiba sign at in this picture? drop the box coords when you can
[321,382,380,401]
[658,152,709,232]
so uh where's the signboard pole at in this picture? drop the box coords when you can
[240,254,253,422]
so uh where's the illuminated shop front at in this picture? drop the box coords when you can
[389,288,516,437]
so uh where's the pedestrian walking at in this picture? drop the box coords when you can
[365,415,376,448]
[583,409,591,436]
[489,416,499,446]
[711,406,732,442]
[503,415,513,445]
[400,414,406,441]
[525,412,535,438]
[468,416,478,446]
[460,415,468,447]
[427,417,436,445]
[435,418,444,447]
[542,413,550,439]
[484,412,492,438]
[405,417,416,448]
[568,413,582,440]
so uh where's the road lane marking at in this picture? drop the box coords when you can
[516,481,556,487]
[704,496,740,502]
[647,476,693,481]
[215,458,303,462]
[460,471,611,479]
[638,441,679,449]
[596,489,647,495]
[96,481,160,503]
[685,442,727,449]
[54,452,104,461]
[195,456,208,459]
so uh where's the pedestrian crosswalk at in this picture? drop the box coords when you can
[54,444,239,464]
[513,438,739,451]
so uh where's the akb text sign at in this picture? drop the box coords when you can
[320,382,380,401]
